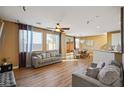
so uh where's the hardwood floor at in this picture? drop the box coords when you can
[14,57,92,87]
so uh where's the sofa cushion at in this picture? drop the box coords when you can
[96,62,107,69]
[53,51,56,56]
[55,50,60,56]
[50,51,54,57]
[42,53,46,59]
[46,52,51,58]
[43,58,53,62]
[32,51,43,56]
[86,67,99,79]
[101,62,105,68]
[97,65,120,85]
[36,55,43,59]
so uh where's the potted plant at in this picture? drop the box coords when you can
[1,57,10,65]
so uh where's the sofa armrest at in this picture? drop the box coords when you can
[72,73,108,87]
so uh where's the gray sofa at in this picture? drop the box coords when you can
[32,50,62,68]
[72,61,123,87]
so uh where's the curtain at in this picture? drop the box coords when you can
[74,37,76,50]
[19,24,33,68]
[59,33,61,53]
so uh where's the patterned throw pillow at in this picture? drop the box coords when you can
[55,50,60,56]
[52,51,56,57]
[42,53,46,59]
[97,65,120,85]
[46,53,51,58]
[50,52,54,57]
[86,67,100,79]
[36,55,42,59]
[90,63,97,68]
[97,62,106,69]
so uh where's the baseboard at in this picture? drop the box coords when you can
[13,66,19,69]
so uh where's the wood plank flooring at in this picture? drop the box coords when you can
[14,58,92,87]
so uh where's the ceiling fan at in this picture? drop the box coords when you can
[47,23,70,33]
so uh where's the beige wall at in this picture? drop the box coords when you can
[0,21,19,66]
[0,21,66,67]
[61,33,66,57]
[80,35,107,51]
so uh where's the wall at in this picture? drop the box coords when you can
[61,33,66,57]
[0,20,66,67]
[0,21,19,67]
[80,35,107,51]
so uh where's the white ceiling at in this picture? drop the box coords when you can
[0,6,120,36]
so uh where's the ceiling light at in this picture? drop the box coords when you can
[96,26,100,29]
[95,16,100,18]
[36,22,41,25]
[76,34,79,36]
[55,28,60,32]
[56,23,61,29]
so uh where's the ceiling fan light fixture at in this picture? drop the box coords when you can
[55,28,61,32]
[36,22,41,25]
[56,23,61,29]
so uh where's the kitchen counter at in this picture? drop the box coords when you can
[93,50,122,63]
[94,50,122,54]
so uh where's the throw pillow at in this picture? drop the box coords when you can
[86,67,100,79]
[50,52,54,57]
[53,51,56,57]
[55,50,60,56]
[42,53,46,59]
[101,62,105,68]
[97,62,106,69]
[36,55,42,59]
[46,53,51,58]
[90,63,97,68]
[97,65,120,85]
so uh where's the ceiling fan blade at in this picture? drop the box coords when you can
[61,28,70,30]
[60,29,65,32]
[46,27,56,29]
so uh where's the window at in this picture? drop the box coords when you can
[112,33,121,51]
[19,30,30,52]
[75,38,80,49]
[19,30,42,52]
[32,31,42,51]
[112,33,121,46]
[46,34,59,50]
